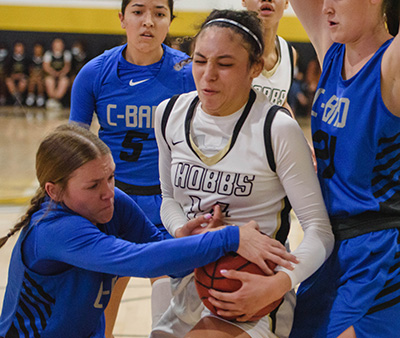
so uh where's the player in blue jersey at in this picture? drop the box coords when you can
[289,1,400,337]
[0,123,294,338]
[69,0,196,333]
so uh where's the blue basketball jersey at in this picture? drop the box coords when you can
[311,39,400,235]
[69,44,195,191]
[0,188,239,337]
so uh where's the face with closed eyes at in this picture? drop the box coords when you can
[192,26,263,117]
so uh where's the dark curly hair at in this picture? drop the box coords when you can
[195,9,265,67]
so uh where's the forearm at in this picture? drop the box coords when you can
[160,196,187,236]
[273,114,334,287]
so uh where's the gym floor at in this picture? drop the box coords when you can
[0,106,309,337]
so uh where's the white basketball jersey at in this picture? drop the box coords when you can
[252,36,293,105]
[160,90,291,239]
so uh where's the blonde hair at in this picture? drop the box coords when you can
[0,123,110,248]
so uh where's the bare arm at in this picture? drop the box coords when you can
[381,30,400,117]
[42,61,57,76]
[289,0,333,65]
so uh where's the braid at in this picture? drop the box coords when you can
[386,0,400,36]
[0,188,46,249]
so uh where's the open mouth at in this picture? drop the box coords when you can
[260,3,274,14]
[328,20,338,28]
[141,32,154,38]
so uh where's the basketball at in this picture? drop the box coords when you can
[194,252,283,321]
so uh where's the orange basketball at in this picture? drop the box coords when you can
[194,252,283,321]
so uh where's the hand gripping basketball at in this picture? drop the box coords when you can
[194,252,283,321]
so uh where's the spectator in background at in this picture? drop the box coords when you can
[303,57,321,113]
[287,51,309,117]
[70,40,88,83]
[5,41,29,106]
[43,38,71,109]
[26,43,46,108]
[0,43,8,106]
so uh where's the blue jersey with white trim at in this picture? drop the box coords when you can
[69,44,195,189]
[0,188,239,337]
[312,39,400,221]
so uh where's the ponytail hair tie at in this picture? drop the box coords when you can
[7,232,12,238]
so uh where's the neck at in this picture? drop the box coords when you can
[343,27,392,80]
[262,28,279,71]
[124,44,164,66]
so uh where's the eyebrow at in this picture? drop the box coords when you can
[194,52,235,60]
[130,3,168,10]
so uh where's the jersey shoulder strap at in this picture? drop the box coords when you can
[161,94,180,149]
[287,41,294,88]
[263,105,291,172]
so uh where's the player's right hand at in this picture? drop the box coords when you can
[237,221,298,275]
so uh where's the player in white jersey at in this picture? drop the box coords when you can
[151,10,333,338]
[243,0,296,108]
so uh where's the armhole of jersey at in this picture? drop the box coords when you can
[161,94,180,150]
[263,105,292,172]
[287,41,294,88]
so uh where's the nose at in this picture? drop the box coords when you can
[322,0,333,15]
[143,11,154,27]
[102,180,115,200]
[203,62,218,82]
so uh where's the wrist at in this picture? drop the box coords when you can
[273,271,292,297]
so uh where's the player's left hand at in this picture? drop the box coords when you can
[206,270,291,321]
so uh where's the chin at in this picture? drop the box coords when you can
[97,209,114,225]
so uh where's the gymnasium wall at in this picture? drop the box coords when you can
[0,0,315,71]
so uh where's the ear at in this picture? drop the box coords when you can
[119,12,126,29]
[250,58,264,79]
[285,1,289,10]
[241,0,247,9]
[44,182,62,202]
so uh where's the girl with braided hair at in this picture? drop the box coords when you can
[289,0,400,337]
[0,123,291,338]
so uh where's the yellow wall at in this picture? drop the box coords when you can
[0,5,310,42]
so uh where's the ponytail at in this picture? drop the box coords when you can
[0,188,46,249]
[385,0,400,36]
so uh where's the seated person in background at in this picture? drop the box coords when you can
[43,38,71,109]
[0,43,8,106]
[26,43,46,108]
[5,41,29,106]
[70,40,88,83]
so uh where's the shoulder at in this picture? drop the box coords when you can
[63,50,72,60]
[163,45,193,73]
[77,45,123,77]
[157,90,197,112]
[113,187,143,217]
[163,44,190,62]
[321,43,343,68]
